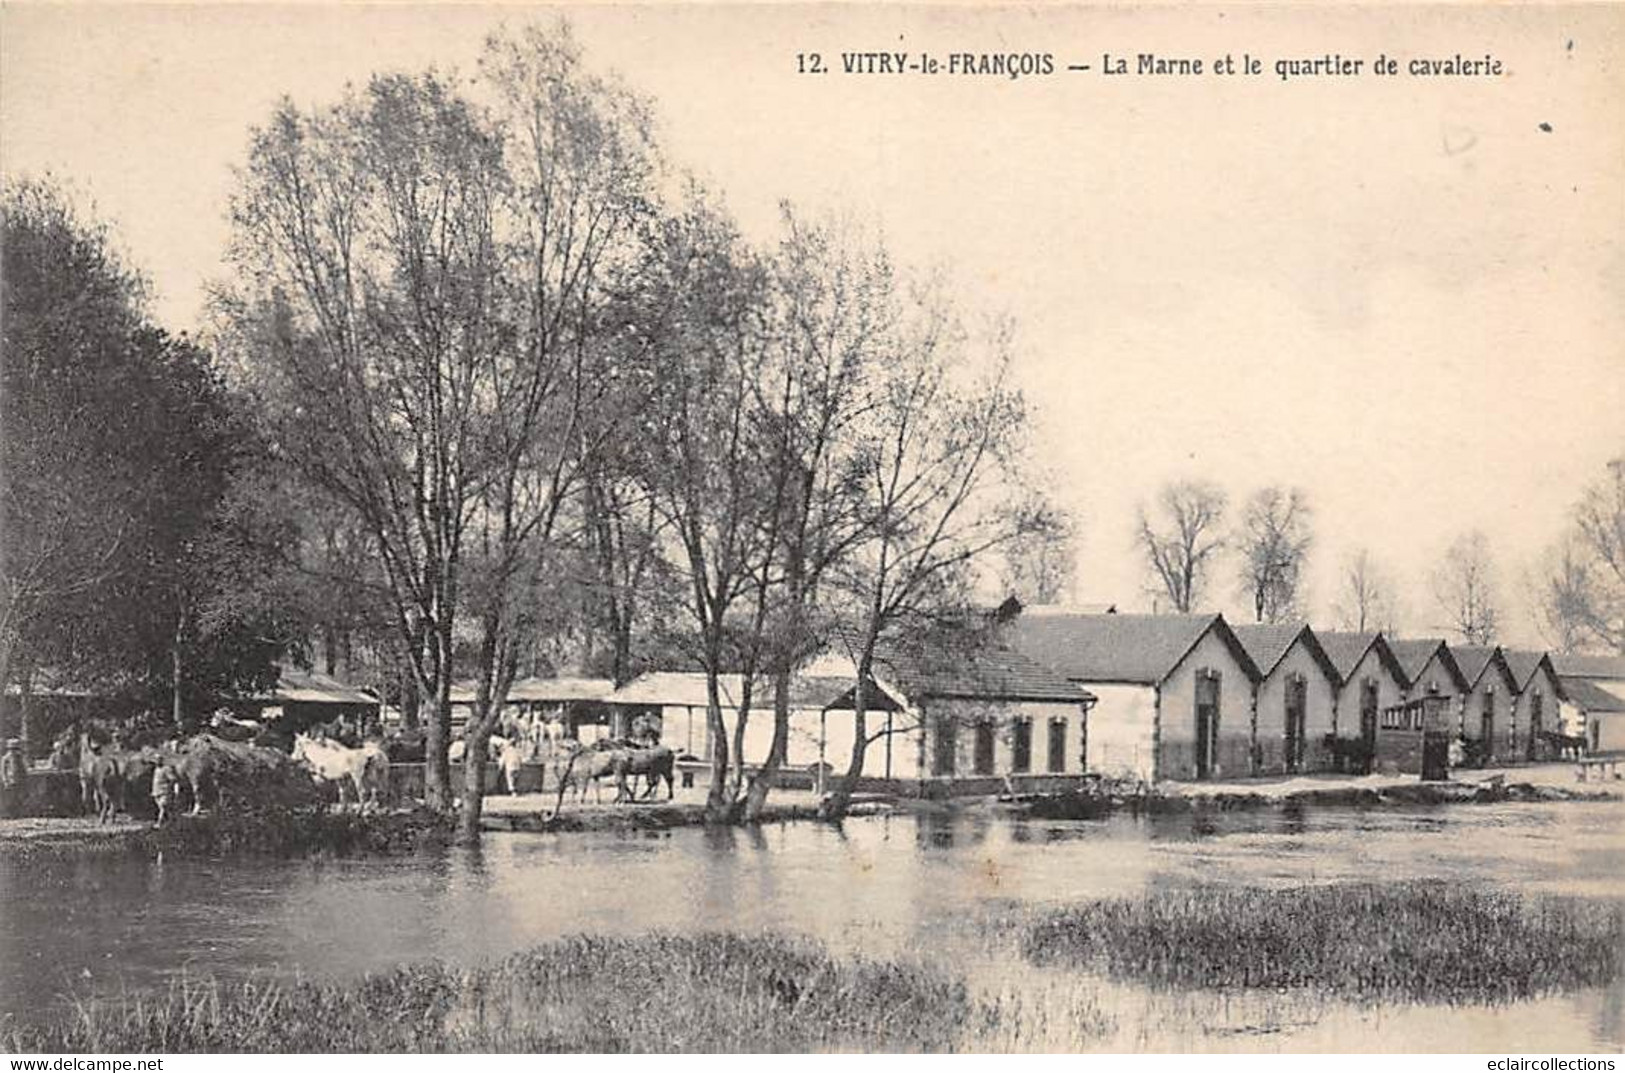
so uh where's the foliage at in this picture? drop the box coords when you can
[1,178,296,728]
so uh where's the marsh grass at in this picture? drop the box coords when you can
[1021,881,1624,1003]
[5,933,1100,1053]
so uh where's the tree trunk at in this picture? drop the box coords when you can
[171,620,185,733]
[822,655,873,820]
[457,719,490,843]
[424,665,453,812]
[742,666,790,821]
[702,664,733,823]
[16,663,35,760]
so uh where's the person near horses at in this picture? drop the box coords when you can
[0,738,24,818]
[151,760,179,827]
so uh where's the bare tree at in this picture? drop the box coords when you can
[1331,547,1399,633]
[1430,530,1500,645]
[1135,480,1227,613]
[1236,487,1313,624]
[1529,537,1594,655]
[999,508,1078,606]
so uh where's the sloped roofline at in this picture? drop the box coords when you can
[1160,614,1264,687]
[1462,647,1520,694]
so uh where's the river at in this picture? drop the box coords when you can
[2,800,1621,1051]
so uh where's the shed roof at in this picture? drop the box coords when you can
[1314,631,1408,686]
[1386,639,1469,691]
[604,672,853,711]
[1552,654,1625,681]
[874,640,1092,704]
[1502,649,1558,693]
[1561,677,1625,714]
[1229,623,1341,685]
[269,668,378,706]
[1006,612,1258,685]
[508,676,613,703]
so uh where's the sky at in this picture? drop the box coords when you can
[3,3,1622,647]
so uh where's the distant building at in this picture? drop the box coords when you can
[1558,678,1625,753]
[1230,623,1341,774]
[1007,611,1260,781]
[1316,631,1410,771]
[1451,646,1520,762]
[1503,649,1565,760]
[1381,639,1469,774]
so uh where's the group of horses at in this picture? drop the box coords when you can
[70,729,392,823]
[65,722,676,824]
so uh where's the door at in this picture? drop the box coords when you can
[1479,692,1495,762]
[1195,672,1220,779]
[1359,680,1379,774]
[1527,693,1543,761]
[1284,676,1307,773]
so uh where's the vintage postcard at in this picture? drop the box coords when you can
[1,1,1621,1057]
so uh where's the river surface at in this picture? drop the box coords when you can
[2,800,1622,1051]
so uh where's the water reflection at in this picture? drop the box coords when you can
[2,799,1621,1050]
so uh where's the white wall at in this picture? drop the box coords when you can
[1083,683,1157,780]
[1159,628,1256,780]
[1254,642,1338,773]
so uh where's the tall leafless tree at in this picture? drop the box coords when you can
[1431,530,1501,645]
[1534,456,1625,654]
[1135,480,1227,613]
[1330,546,1399,633]
[1236,486,1313,624]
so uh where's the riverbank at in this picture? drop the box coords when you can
[0,807,455,859]
[7,880,1618,1053]
[4,764,1615,857]
[3,933,1055,1053]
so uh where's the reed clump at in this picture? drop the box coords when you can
[1021,881,1623,1003]
[6,933,1093,1053]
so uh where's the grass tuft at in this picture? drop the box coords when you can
[1020,881,1623,1004]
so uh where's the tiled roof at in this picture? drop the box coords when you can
[1006,612,1245,685]
[271,668,378,706]
[508,677,613,703]
[1502,649,1555,692]
[1561,677,1625,714]
[1230,623,1307,676]
[874,640,1092,704]
[1387,638,1465,688]
[1315,631,1383,679]
[604,672,853,711]
[1451,646,1498,685]
[1553,654,1625,680]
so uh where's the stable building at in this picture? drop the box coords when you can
[1503,650,1565,761]
[1230,624,1342,774]
[1382,639,1469,774]
[1316,631,1411,771]
[1558,678,1625,754]
[1451,646,1520,764]
[1007,611,1260,782]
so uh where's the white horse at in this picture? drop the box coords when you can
[292,733,389,812]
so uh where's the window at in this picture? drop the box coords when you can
[1047,718,1067,773]
[931,716,956,776]
[972,720,995,775]
[1011,718,1032,773]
